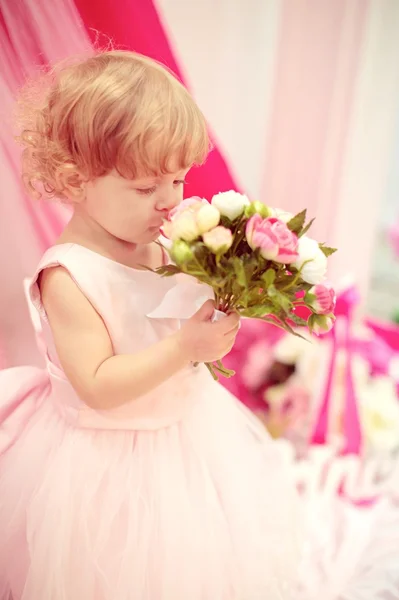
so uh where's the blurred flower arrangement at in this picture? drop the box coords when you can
[158,191,336,379]
[239,328,316,444]
[223,285,399,459]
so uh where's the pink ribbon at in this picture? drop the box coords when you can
[310,285,363,455]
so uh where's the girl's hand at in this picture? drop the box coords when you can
[178,300,240,363]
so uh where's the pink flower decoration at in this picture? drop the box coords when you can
[246,215,298,264]
[262,381,310,438]
[241,340,275,390]
[306,283,336,315]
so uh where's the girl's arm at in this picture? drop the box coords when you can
[40,267,238,410]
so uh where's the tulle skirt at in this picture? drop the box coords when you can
[0,368,301,600]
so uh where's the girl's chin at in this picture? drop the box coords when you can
[147,226,161,238]
[120,228,160,245]
[131,230,160,245]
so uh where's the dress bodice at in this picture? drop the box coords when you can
[28,243,215,430]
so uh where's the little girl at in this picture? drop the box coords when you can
[0,50,300,600]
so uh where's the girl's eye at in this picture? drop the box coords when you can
[137,187,157,196]
[136,180,186,195]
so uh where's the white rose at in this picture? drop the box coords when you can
[171,212,200,242]
[294,236,327,284]
[271,208,294,223]
[195,204,220,234]
[202,226,233,254]
[211,190,250,221]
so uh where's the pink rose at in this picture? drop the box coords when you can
[168,196,206,221]
[305,283,336,315]
[246,215,298,264]
[262,380,310,438]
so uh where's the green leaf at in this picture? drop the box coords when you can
[154,264,182,276]
[287,209,307,234]
[254,314,306,339]
[274,317,309,339]
[273,272,295,287]
[211,278,229,289]
[232,257,247,288]
[243,257,257,281]
[288,313,309,327]
[232,280,244,299]
[261,268,276,287]
[238,292,249,309]
[299,217,315,237]
[220,215,234,228]
[294,282,313,293]
[281,321,308,340]
[319,245,337,257]
[193,243,208,261]
[245,289,266,307]
[267,285,292,314]
[188,272,210,282]
[240,304,274,318]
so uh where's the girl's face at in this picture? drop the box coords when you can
[79,167,190,245]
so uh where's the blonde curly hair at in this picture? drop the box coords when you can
[17,50,210,200]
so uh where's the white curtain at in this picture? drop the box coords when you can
[156,0,399,299]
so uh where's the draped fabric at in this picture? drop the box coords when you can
[157,0,399,298]
[0,0,90,366]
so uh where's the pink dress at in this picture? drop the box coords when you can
[0,243,300,600]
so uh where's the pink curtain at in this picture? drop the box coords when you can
[257,0,399,297]
[261,0,369,244]
[0,0,90,367]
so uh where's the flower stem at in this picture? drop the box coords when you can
[215,360,235,377]
[204,361,235,381]
[205,362,219,380]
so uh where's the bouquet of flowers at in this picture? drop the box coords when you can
[159,191,337,380]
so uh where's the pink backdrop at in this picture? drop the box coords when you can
[0,0,89,367]
[262,0,369,242]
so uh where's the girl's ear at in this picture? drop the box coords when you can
[55,164,87,203]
